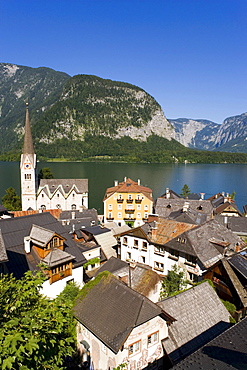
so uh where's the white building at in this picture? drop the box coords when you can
[20,104,88,211]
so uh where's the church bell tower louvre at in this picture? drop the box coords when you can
[20,103,38,211]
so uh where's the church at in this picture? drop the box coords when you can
[20,104,88,211]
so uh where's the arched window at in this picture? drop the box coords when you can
[41,205,46,210]
[71,204,76,210]
[56,204,61,209]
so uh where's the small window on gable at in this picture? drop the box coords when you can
[147,331,159,347]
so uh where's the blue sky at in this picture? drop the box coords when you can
[1,0,246,123]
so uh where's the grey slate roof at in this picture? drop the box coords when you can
[155,198,213,220]
[228,250,247,279]
[169,207,208,225]
[0,212,86,278]
[73,274,174,354]
[158,282,231,364]
[30,224,56,247]
[172,317,247,370]
[0,229,8,263]
[38,179,88,197]
[41,248,75,268]
[165,219,245,268]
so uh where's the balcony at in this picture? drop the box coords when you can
[126,199,133,203]
[106,217,114,221]
[135,199,142,203]
[125,209,135,213]
[124,217,136,221]
[117,198,124,203]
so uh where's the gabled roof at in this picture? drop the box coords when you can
[38,179,88,198]
[155,198,213,220]
[228,250,247,279]
[172,317,247,370]
[169,207,208,225]
[41,248,75,268]
[158,282,230,364]
[30,224,58,247]
[73,274,174,354]
[165,219,245,268]
[214,201,242,216]
[103,178,153,201]
[0,212,86,278]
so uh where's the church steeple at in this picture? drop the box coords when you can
[23,102,34,155]
[20,103,37,211]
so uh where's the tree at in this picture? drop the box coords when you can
[160,265,189,299]
[2,187,22,211]
[0,271,77,369]
[180,184,191,198]
[38,167,54,179]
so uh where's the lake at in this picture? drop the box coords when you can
[1,161,247,214]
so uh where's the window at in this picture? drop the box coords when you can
[118,194,122,200]
[56,204,61,209]
[41,193,44,198]
[118,204,122,210]
[118,212,122,218]
[24,174,31,180]
[154,245,165,255]
[137,204,141,210]
[123,237,128,245]
[137,194,141,200]
[185,254,197,265]
[57,193,59,197]
[53,237,58,247]
[137,213,141,218]
[127,252,131,260]
[147,332,159,347]
[127,204,133,210]
[141,256,145,263]
[128,194,132,200]
[144,213,148,219]
[169,248,179,259]
[128,340,141,356]
[142,241,147,250]
[144,205,148,210]
[154,262,164,271]
[108,212,112,218]
[108,204,112,210]
[134,239,138,248]
[71,204,76,210]
[41,205,46,210]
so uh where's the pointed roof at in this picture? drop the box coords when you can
[23,103,34,155]
[103,177,153,201]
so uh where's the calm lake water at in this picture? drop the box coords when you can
[1,161,247,214]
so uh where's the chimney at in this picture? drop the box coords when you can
[124,177,127,182]
[235,242,241,253]
[151,221,158,239]
[183,202,189,212]
[224,216,228,226]
[71,211,76,219]
[166,188,170,199]
[114,180,118,186]
[24,236,31,254]
[137,179,140,186]
[200,193,205,200]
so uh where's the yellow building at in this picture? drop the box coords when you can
[103,177,153,227]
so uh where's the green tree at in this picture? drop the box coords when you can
[160,265,189,299]
[2,187,22,211]
[38,167,54,179]
[0,271,77,369]
[180,184,191,198]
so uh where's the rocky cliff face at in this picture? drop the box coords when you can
[169,118,220,150]
[214,113,247,148]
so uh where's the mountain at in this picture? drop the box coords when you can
[169,118,220,150]
[0,63,174,155]
[214,113,247,152]
[0,63,70,153]
[33,74,175,145]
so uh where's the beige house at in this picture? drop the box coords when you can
[103,177,153,228]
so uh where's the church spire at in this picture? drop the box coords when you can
[23,102,34,154]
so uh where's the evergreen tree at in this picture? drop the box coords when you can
[180,184,191,198]
[38,167,54,179]
[2,187,22,211]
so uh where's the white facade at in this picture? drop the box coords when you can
[20,153,37,211]
[41,265,84,299]
[36,185,88,211]
[77,316,168,370]
[120,234,201,282]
